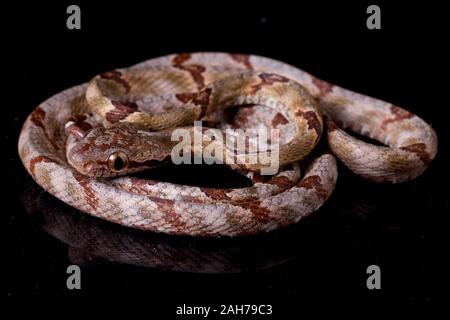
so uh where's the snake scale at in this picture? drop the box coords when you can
[18,53,438,237]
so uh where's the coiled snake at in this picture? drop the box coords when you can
[18,53,438,236]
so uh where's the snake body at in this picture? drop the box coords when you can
[18,53,437,236]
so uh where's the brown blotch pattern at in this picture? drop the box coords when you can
[250,73,290,94]
[174,64,206,89]
[400,143,431,165]
[312,78,333,96]
[324,115,339,132]
[175,92,198,104]
[30,107,46,131]
[129,177,158,188]
[271,112,289,128]
[29,155,55,178]
[105,100,139,123]
[114,178,159,197]
[100,70,131,93]
[176,88,212,118]
[172,53,191,66]
[298,175,328,200]
[66,114,93,138]
[199,188,231,201]
[247,201,272,224]
[266,175,294,189]
[381,105,414,130]
[68,114,87,123]
[73,172,99,210]
[30,107,59,150]
[152,198,187,231]
[230,107,256,128]
[229,53,253,70]
[295,110,322,137]
[66,123,91,139]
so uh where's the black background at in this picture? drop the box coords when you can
[3,0,448,313]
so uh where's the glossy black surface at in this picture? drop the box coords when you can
[4,0,447,310]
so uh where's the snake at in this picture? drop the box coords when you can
[18,52,438,237]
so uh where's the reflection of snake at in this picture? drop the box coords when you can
[21,182,296,273]
[18,53,437,236]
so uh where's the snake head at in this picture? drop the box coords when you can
[66,123,172,178]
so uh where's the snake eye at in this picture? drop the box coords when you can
[107,151,129,172]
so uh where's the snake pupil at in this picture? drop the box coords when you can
[114,157,124,171]
[108,151,129,172]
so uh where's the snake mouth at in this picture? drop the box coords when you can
[128,156,172,170]
[71,158,173,178]
[69,162,106,178]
